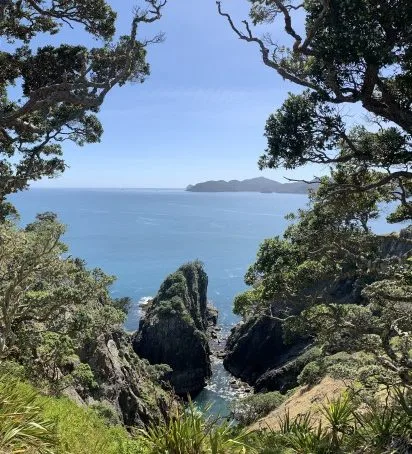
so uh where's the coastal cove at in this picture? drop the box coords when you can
[10,188,396,413]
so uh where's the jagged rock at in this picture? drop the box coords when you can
[206,304,219,326]
[133,262,216,396]
[377,227,412,259]
[78,329,171,428]
[224,315,308,388]
[255,346,317,393]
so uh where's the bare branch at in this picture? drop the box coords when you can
[284,177,321,185]
[0,0,167,130]
[216,1,324,93]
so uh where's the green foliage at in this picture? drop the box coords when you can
[222,0,412,132]
[89,401,122,427]
[0,0,166,219]
[139,400,254,454]
[260,93,410,223]
[298,351,375,387]
[0,376,57,454]
[231,391,286,426]
[151,261,208,329]
[236,178,379,317]
[233,289,262,318]
[295,260,412,388]
[298,361,323,387]
[257,390,412,453]
[219,0,412,221]
[35,332,96,394]
[0,375,146,454]
[0,214,129,394]
[41,395,144,454]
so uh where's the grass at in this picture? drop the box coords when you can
[0,376,143,454]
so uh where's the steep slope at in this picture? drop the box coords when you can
[79,329,171,428]
[249,376,347,432]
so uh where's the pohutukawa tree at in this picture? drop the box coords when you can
[219,0,412,391]
[217,0,411,222]
[0,0,167,219]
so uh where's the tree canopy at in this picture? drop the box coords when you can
[0,213,129,391]
[220,0,412,394]
[217,0,411,222]
[0,0,167,219]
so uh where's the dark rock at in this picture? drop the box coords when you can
[78,329,171,428]
[133,262,216,396]
[224,231,412,393]
[224,315,308,387]
[255,346,316,393]
[206,304,219,326]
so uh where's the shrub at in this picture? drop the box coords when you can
[231,391,286,426]
[139,400,254,453]
[89,401,122,426]
[0,377,57,454]
[298,361,323,386]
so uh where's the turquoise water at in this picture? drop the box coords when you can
[11,188,312,329]
[10,188,396,414]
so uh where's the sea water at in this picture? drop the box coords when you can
[10,188,396,415]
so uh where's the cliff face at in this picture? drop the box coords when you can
[225,228,412,392]
[78,329,171,428]
[377,226,412,259]
[132,262,215,396]
[224,315,309,392]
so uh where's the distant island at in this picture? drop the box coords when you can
[186,177,317,194]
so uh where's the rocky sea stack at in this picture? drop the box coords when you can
[133,261,217,396]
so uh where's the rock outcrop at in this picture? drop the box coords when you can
[224,315,309,391]
[377,226,412,260]
[79,329,171,428]
[224,227,412,392]
[133,262,216,396]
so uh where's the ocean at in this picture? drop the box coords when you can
[10,188,397,414]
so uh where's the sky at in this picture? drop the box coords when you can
[29,0,355,188]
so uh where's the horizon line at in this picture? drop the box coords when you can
[30,187,186,190]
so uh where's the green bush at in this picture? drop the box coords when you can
[139,400,254,453]
[0,377,57,454]
[89,401,122,426]
[231,391,286,426]
[298,351,377,388]
[0,375,144,454]
[298,361,323,386]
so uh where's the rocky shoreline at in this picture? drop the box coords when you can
[207,325,252,399]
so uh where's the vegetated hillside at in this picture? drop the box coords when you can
[186,177,316,193]
[249,376,347,432]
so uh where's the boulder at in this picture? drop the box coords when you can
[133,262,216,396]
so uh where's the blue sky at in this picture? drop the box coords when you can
[31,0,352,188]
